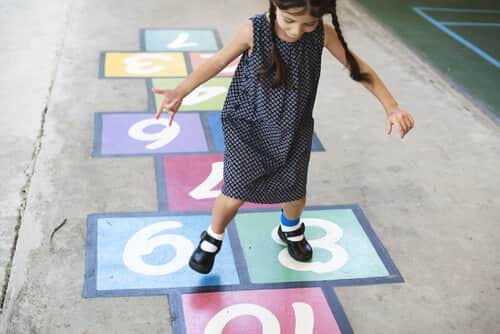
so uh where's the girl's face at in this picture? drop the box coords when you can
[275,6,320,41]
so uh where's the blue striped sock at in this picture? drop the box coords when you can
[280,209,303,241]
[281,208,300,228]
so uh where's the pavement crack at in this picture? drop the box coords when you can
[0,0,73,315]
[0,103,49,313]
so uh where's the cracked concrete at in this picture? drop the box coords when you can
[0,0,70,310]
[0,0,499,333]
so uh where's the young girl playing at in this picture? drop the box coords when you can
[153,0,415,274]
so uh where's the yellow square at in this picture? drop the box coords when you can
[104,52,187,77]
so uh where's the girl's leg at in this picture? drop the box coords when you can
[282,197,306,220]
[211,193,245,234]
[279,196,312,261]
[189,193,244,274]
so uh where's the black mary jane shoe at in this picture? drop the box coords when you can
[189,231,223,274]
[278,222,313,262]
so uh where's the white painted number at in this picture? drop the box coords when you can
[124,54,174,74]
[204,302,314,334]
[122,221,194,275]
[189,161,223,199]
[128,117,180,150]
[167,32,198,49]
[272,218,348,273]
[183,85,227,105]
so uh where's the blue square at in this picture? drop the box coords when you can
[207,113,225,152]
[84,213,239,297]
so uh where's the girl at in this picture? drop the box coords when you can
[153,0,415,274]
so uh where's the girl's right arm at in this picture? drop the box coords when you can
[153,19,253,123]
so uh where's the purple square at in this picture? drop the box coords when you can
[99,113,207,155]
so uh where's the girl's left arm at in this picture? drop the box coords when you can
[324,23,415,138]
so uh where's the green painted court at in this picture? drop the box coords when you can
[356,0,500,122]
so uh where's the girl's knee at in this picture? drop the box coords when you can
[220,194,245,210]
[283,197,306,208]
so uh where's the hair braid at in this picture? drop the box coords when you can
[330,1,372,84]
[257,2,292,89]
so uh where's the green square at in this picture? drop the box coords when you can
[152,77,231,111]
[235,208,390,284]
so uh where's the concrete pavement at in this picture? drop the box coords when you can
[0,0,499,333]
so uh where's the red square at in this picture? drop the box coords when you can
[163,155,281,211]
[181,288,342,333]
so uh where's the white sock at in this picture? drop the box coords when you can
[200,225,224,253]
[281,221,304,241]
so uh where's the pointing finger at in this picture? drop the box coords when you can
[156,102,165,119]
[168,111,174,127]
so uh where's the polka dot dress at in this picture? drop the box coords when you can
[221,12,324,204]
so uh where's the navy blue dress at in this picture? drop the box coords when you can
[221,12,324,204]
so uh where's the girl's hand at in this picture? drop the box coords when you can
[152,87,184,125]
[386,107,415,139]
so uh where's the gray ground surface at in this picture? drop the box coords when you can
[0,0,498,333]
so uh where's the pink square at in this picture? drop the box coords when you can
[189,52,241,77]
[181,288,342,333]
[163,155,281,212]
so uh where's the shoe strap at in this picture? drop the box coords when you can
[201,231,223,248]
[281,222,305,238]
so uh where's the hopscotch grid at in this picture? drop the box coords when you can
[91,110,324,158]
[168,291,188,334]
[83,205,404,299]
[226,217,252,286]
[199,112,217,153]
[413,6,500,68]
[82,214,98,298]
[91,112,104,157]
[312,131,326,151]
[322,286,355,334]
[98,51,106,79]
[91,111,219,158]
[89,27,403,333]
[154,155,169,212]
[99,50,192,79]
[169,286,354,334]
[140,27,223,51]
[145,79,156,114]
[351,204,405,283]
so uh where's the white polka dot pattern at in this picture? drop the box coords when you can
[220,12,324,203]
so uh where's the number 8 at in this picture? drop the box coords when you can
[272,217,348,273]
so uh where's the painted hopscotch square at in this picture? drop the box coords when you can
[206,113,325,153]
[189,52,241,77]
[156,154,282,213]
[142,28,221,52]
[152,78,231,112]
[83,212,239,297]
[175,287,352,334]
[235,205,403,285]
[102,52,187,78]
[93,112,208,157]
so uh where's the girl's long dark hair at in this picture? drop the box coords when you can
[258,0,373,88]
